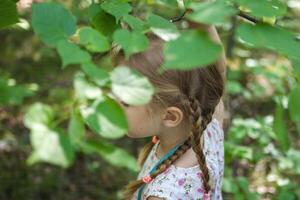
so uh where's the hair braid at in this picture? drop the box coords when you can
[137,141,155,168]
[188,96,216,194]
[122,139,192,200]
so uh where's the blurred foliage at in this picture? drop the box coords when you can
[0,0,300,199]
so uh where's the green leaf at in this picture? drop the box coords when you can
[231,0,287,18]
[24,102,75,168]
[68,107,85,146]
[162,30,222,70]
[24,103,55,129]
[147,13,177,31]
[73,72,103,100]
[273,100,290,152]
[0,0,19,29]
[27,125,75,168]
[226,80,244,94]
[291,58,300,77]
[225,142,253,161]
[237,23,300,61]
[222,177,239,193]
[80,97,128,139]
[233,145,253,160]
[88,3,119,38]
[57,40,91,67]
[143,0,180,19]
[186,1,237,25]
[122,14,148,32]
[79,27,110,52]
[113,29,149,58]
[0,79,34,106]
[159,0,178,7]
[81,62,110,87]
[288,86,300,132]
[100,0,132,23]
[147,13,179,41]
[79,139,138,172]
[32,2,76,46]
[110,66,154,106]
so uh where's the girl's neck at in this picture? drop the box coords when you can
[155,128,190,159]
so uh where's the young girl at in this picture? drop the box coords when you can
[112,22,226,200]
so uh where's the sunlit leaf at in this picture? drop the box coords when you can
[147,13,179,41]
[81,97,128,139]
[24,103,55,129]
[73,72,103,100]
[110,66,154,105]
[27,125,75,168]
[24,102,75,168]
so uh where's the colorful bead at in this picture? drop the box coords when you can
[142,175,153,183]
[203,190,211,200]
[152,135,159,144]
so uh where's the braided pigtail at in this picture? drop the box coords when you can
[137,141,155,168]
[137,135,159,167]
[122,139,192,200]
[188,96,216,195]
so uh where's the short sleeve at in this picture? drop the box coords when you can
[206,118,224,177]
[205,118,225,199]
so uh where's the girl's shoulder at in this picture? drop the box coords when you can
[141,162,223,200]
[135,118,224,200]
[172,118,224,169]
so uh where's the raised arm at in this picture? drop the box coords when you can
[186,20,227,83]
[186,20,227,128]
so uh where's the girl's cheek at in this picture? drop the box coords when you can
[126,115,152,138]
[126,130,147,138]
[124,105,156,138]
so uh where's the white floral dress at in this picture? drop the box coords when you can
[131,118,224,200]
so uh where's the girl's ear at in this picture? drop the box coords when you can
[162,106,184,127]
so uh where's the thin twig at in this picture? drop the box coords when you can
[226,15,238,59]
[238,11,258,24]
